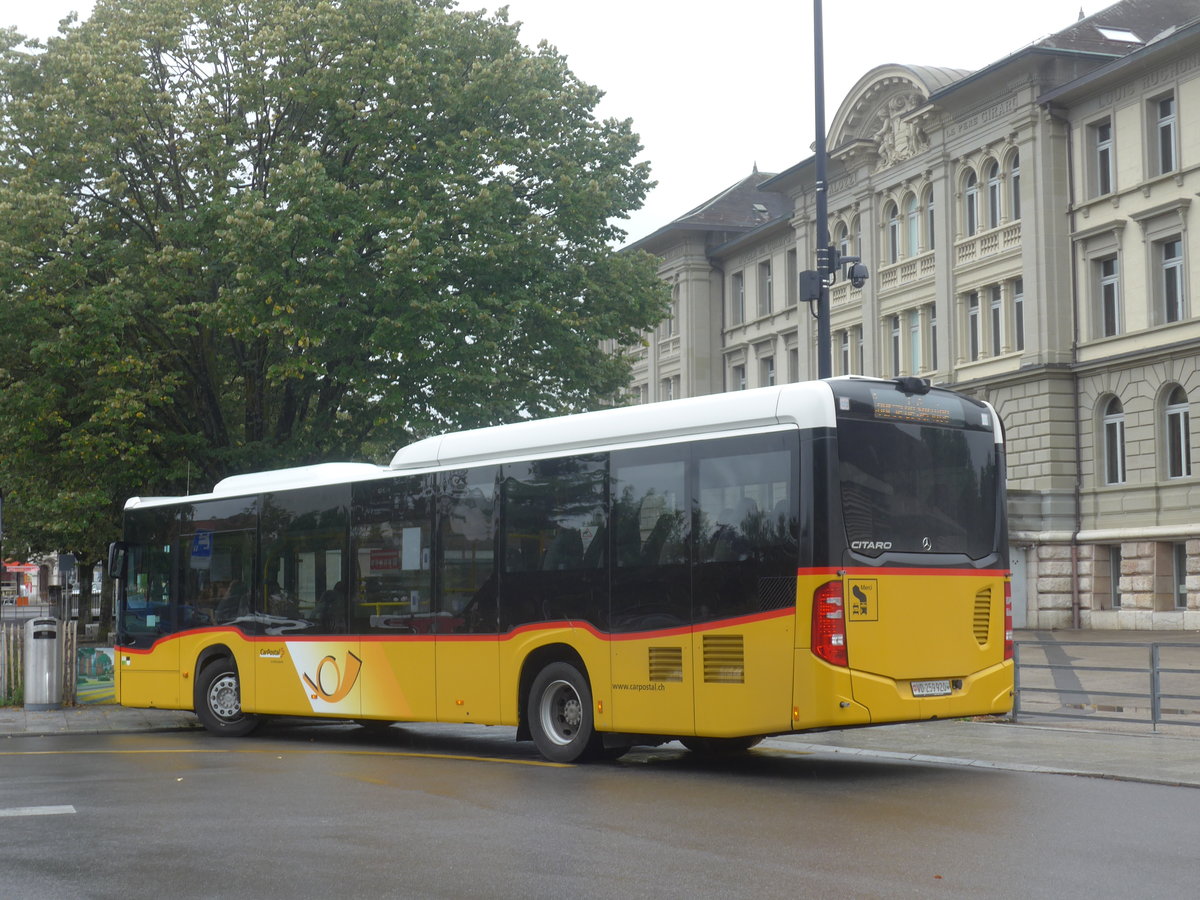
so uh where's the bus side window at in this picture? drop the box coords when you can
[438,468,499,634]
[694,435,798,623]
[611,447,690,633]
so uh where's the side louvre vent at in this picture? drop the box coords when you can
[703,634,745,684]
[973,588,991,646]
[649,646,684,683]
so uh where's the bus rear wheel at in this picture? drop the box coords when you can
[528,662,603,763]
[195,659,260,737]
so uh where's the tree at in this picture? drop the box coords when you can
[0,0,667,566]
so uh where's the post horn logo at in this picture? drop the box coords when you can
[302,652,363,703]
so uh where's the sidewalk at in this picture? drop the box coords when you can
[1,630,1196,788]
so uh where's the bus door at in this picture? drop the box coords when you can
[691,436,797,737]
[435,468,500,724]
[254,486,361,719]
[115,517,181,708]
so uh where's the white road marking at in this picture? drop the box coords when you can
[0,805,77,818]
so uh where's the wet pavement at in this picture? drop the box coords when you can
[2,630,1197,787]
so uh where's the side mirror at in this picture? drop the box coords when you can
[107,541,128,580]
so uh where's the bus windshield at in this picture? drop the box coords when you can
[834,384,1001,559]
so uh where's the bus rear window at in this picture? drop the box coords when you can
[836,417,999,559]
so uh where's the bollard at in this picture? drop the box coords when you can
[23,617,63,710]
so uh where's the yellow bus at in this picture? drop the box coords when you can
[109,376,1013,762]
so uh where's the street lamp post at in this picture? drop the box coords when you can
[813,0,832,379]
[805,0,866,380]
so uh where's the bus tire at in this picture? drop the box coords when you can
[680,736,763,756]
[528,661,603,763]
[194,658,260,737]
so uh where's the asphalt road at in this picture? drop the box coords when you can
[1,721,1197,899]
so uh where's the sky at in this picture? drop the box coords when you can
[7,0,1113,244]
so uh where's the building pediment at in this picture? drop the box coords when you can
[828,64,968,172]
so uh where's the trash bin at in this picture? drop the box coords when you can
[24,617,63,710]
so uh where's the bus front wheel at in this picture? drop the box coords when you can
[528,662,603,763]
[195,659,260,737]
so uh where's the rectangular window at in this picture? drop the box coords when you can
[788,347,799,382]
[926,193,935,251]
[1011,156,1021,221]
[611,446,689,632]
[1161,237,1184,323]
[757,261,773,317]
[1099,256,1120,337]
[1013,278,1025,352]
[1174,542,1188,609]
[839,330,850,375]
[438,467,498,633]
[908,309,920,373]
[501,455,606,629]
[1154,94,1177,176]
[1167,394,1191,479]
[856,326,864,375]
[906,199,919,257]
[352,476,433,634]
[731,271,745,325]
[990,285,1003,357]
[785,249,798,307]
[731,364,746,391]
[928,305,938,372]
[694,433,797,623]
[261,486,349,632]
[1105,415,1126,485]
[967,293,980,361]
[987,168,1001,230]
[760,356,776,387]
[1092,119,1113,196]
[890,315,901,377]
[659,289,677,340]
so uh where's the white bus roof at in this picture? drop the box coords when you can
[127,379,929,510]
[389,380,837,470]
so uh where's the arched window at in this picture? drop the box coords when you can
[986,161,1001,229]
[904,193,919,257]
[963,170,979,237]
[1009,151,1021,221]
[1103,397,1126,485]
[886,202,900,264]
[1166,386,1192,479]
[835,221,849,262]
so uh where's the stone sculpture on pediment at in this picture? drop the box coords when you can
[872,93,928,172]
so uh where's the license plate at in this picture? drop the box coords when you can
[911,679,952,698]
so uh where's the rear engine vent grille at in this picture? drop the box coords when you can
[649,646,684,683]
[973,588,991,646]
[703,634,745,684]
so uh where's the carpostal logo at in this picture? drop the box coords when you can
[301,651,363,703]
[851,540,892,551]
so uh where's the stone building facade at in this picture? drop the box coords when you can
[622,0,1200,629]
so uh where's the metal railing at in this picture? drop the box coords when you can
[1013,640,1200,731]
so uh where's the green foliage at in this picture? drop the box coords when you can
[0,0,667,560]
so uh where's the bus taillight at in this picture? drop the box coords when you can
[1004,580,1014,661]
[812,580,848,667]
